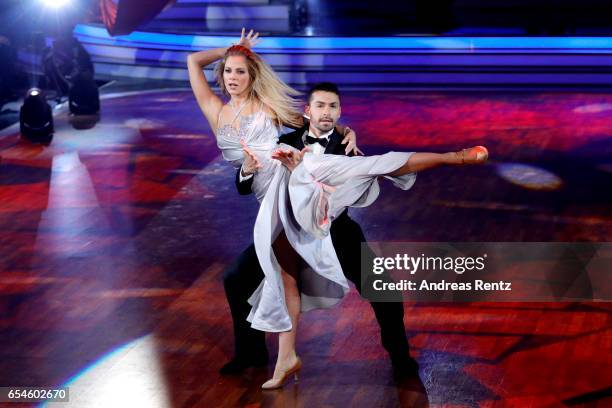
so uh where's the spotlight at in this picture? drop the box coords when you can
[40,0,72,9]
[20,88,54,144]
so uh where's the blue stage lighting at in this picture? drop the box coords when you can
[40,0,72,9]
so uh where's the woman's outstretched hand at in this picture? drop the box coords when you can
[342,127,364,156]
[237,28,261,49]
[271,147,310,172]
[240,139,262,175]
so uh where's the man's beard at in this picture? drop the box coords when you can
[315,119,334,132]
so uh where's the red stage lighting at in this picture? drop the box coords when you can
[99,0,176,36]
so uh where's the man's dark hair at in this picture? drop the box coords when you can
[307,82,340,103]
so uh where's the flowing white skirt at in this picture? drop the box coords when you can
[247,149,417,332]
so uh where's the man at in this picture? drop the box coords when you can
[221,82,419,378]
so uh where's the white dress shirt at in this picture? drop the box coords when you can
[305,128,333,156]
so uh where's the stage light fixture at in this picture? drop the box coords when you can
[20,88,54,144]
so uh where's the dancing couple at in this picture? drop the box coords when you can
[188,29,488,389]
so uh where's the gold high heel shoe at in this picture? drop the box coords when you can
[458,146,488,164]
[261,357,302,390]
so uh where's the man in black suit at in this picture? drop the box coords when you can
[221,82,419,378]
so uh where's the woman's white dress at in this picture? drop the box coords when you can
[216,110,416,332]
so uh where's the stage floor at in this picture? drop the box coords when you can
[0,88,610,407]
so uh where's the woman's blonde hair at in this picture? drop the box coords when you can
[215,46,303,128]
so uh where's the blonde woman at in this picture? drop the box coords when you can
[188,29,488,389]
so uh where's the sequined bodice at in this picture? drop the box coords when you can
[216,110,281,169]
[216,110,286,201]
[216,112,258,146]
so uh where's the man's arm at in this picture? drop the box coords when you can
[235,166,254,195]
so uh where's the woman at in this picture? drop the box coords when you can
[188,29,488,389]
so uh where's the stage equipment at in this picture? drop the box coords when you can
[20,88,54,143]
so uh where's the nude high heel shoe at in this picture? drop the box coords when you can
[459,146,488,164]
[261,357,302,390]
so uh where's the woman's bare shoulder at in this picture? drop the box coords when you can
[259,102,276,118]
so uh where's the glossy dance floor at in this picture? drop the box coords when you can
[0,89,611,407]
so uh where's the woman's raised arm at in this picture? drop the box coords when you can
[187,47,226,130]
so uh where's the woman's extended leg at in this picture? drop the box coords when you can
[262,231,303,389]
[388,146,488,177]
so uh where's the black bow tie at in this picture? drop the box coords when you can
[306,135,329,147]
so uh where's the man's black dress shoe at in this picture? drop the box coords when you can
[219,355,268,375]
